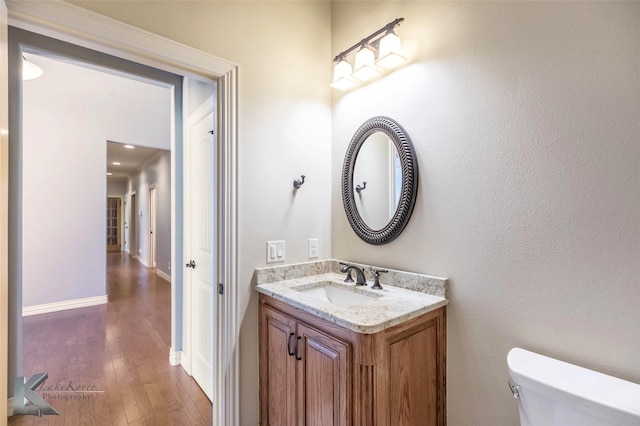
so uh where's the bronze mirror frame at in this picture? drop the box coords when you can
[341,116,419,245]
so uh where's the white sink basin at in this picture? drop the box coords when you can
[296,282,382,307]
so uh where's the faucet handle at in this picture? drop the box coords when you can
[371,269,388,290]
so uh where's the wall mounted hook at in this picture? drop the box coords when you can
[355,181,367,193]
[293,175,306,189]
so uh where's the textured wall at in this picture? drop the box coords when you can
[107,180,126,197]
[22,53,171,307]
[71,2,333,423]
[331,2,640,424]
[126,151,171,277]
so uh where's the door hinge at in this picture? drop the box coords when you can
[218,283,224,295]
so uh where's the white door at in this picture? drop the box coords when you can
[187,112,216,401]
[149,186,156,267]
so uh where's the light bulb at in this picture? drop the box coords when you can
[330,60,355,91]
[376,32,407,69]
[352,47,379,81]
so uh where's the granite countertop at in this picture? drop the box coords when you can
[256,271,448,334]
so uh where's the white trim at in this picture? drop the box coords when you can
[180,349,192,374]
[131,254,150,269]
[6,1,236,79]
[1,2,9,418]
[188,94,216,126]
[218,67,239,426]
[7,397,13,416]
[156,269,171,283]
[168,348,182,366]
[22,295,108,317]
[6,3,239,425]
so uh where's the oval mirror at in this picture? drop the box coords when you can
[342,117,418,245]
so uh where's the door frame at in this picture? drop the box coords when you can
[3,2,239,424]
[0,0,8,420]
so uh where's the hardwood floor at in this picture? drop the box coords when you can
[9,252,212,426]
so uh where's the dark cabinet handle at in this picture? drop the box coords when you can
[287,333,295,356]
[295,336,302,361]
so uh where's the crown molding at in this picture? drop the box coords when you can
[6,0,236,80]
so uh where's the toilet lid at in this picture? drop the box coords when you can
[507,348,640,424]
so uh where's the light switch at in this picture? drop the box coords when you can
[266,240,285,263]
[308,238,319,259]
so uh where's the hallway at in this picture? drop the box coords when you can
[9,253,212,425]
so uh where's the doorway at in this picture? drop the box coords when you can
[3,3,239,424]
[106,197,122,252]
[149,185,157,268]
[130,192,138,258]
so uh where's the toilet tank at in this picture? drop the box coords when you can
[507,348,640,426]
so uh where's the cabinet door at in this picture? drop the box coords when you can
[260,306,297,426]
[297,323,351,426]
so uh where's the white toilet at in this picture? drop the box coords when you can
[507,347,640,426]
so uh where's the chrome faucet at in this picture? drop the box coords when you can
[339,262,367,286]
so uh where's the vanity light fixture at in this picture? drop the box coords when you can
[330,18,407,90]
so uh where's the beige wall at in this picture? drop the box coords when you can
[69,1,640,425]
[71,2,332,424]
[331,2,640,425]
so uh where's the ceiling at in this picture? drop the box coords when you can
[107,141,164,180]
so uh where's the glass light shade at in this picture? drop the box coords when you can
[376,32,407,69]
[330,59,355,90]
[352,47,379,81]
[22,58,43,81]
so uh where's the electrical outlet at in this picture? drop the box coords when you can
[266,240,285,263]
[308,238,319,259]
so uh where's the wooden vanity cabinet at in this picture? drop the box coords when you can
[259,293,446,426]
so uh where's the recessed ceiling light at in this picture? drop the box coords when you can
[107,172,112,176]
[124,145,135,149]
[112,162,121,166]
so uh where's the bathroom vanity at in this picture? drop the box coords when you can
[256,260,448,426]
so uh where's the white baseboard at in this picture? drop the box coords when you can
[180,350,191,374]
[134,255,150,268]
[169,348,182,366]
[156,269,171,283]
[22,295,108,317]
[7,397,14,416]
